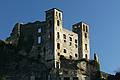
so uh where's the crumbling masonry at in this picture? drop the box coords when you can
[0,8,102,80]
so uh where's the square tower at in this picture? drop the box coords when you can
[45,8,63,68]
[72,22,90,60]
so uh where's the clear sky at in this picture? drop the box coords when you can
[0,0,120,74]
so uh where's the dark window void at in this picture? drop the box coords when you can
[64,40,66,43]
[75,54,77,57]
[57,43,60,49]
[58,53,60,56]
[85,54,88,59]
[63,34,66,39]
[64,49,66,53]
[75,39,77,43]
[69,37,72,41]
[56,12,58,15]
[85,33,87,38]
[57,32,60,39]
[83,25,85,31]
[85,44,87,50]
[56,12,58,19]
[86,26,88,32]
[75,44,77,48]
[59,13,61,19]
[64,77,70,80]
[70,55,72,59]
[57,20,60,26]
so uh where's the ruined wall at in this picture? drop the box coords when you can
[61,28,78,60]
[72,22,90,60]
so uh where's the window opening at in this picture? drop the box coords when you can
[38,28,41,33]
[57,32,60,39]
[57,20,60,26]
[64,49,66,53]
[57,43,60,49]
[63,34,66,39]
[69,37,72,41]
[38,36,41,44]
[85,44,87,50]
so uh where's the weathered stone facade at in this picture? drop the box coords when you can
[0,8,102,80]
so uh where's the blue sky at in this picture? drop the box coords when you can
[0,0,120,74]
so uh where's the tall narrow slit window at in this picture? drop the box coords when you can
[57,43,60,49]
[57,20,60,26]
[85,33,87,38]
[57,32,60,39]
[63,34,66,39]
[63,49,66,53]
[69,55,72,59]
[38,28,41,33]
[75,54,78,57]
[59,13,61,20]
[85,54,88,59]
[56,12,58,19]
[85,44,87,50]
[69,37,72,41]
[75,39,77,43]
[83,25,85,31]
[86,26,88,32]
[38,36,41,44]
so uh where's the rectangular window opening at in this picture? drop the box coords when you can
[69,37,72,41]
[75,39,77,43]
[64,49,66,53]
[85,33,87,38]
[85,44,87,50]
[59,13,61,19]
[57,43,60,49]
[57,20,60,26]
[38,36,41,44]
[63,34,66,39]
[83,25,85,31]
[57,32,60,39]
[38,28,41,33]
[86,26,88,32]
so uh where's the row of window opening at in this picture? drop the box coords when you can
[83,25,88,32]
[56,11,61,20]
[57,32,77,43]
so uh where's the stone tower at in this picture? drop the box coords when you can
[45,8,63,68]
[72,22,90,60]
